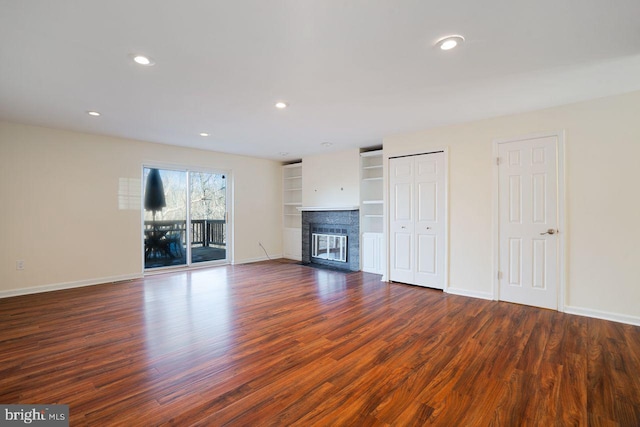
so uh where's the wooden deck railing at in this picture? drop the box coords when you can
[144,219,225,247]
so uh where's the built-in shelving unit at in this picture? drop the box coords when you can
[360,149,384,274]
[282,162,302,260]
[360,150,383,233]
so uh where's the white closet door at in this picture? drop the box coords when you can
[389,157,415,284]
[414,153,445,289]
[389,152,445,289]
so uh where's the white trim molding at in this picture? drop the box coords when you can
[564,305,640,327]
[0,273,142,299]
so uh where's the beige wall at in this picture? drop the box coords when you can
[3,90,639,323]
[0,121,283,294]
[302,148,360,208]
[384,90,640,322]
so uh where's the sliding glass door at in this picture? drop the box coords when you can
[143,167,228,270]
[189,171,227,264]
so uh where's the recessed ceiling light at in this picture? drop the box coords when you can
[321,142,333,148]
[130,54,155,66]
[199,132,209,137]
[87,111,101,117]
[435,35,465,51]
[275,102,288,109]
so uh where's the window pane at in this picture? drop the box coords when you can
[190,172,227,263]
[143,168,187,269]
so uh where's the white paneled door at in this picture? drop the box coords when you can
[498,136,559,309]
[389,152,445,289]
[389,156,415,284]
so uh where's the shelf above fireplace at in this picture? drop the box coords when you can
[297,206,360,212]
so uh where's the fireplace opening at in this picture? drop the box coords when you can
[312,233,347,263]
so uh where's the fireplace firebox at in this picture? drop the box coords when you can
[312,230,347,263]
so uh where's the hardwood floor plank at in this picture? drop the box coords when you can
[490,369,534,426]
[371,342,459,424]
[542,311,568,364]
[391,400,435,426]
[264,382,336,426]
[515,308,553,374]
[1,260,639,425]
[205,356,338,426]
[588,318,622,423]
[523,362,563,423]
[557,353,588,426]
[458,378,508,426]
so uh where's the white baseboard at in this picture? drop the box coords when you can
[445,286,494,301]
[0,273,142,299]
[564,305,640,327]
[0,256,284,298]
[4,270,639,328]
[232,254,283,265]
[442,289,640,326]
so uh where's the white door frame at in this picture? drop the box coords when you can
[491,131,566,311]
[385,148,449,291]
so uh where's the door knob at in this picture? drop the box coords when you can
[540,229,557,235]
[426,227,431,230]
[401,226,406,229]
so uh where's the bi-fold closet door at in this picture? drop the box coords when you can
[389,152,445,289]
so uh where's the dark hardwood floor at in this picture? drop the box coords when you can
[1,260,639,426]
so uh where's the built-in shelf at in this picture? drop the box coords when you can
[360,149,384,275]
[283,162,303,260]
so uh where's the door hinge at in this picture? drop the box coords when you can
[496,157,501,166]
[497,271,503,280]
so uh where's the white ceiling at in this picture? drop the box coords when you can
[2,1,640,161]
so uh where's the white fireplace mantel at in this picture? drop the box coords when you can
[297,206,360,212]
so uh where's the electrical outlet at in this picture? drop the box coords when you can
[16,260,25,270]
